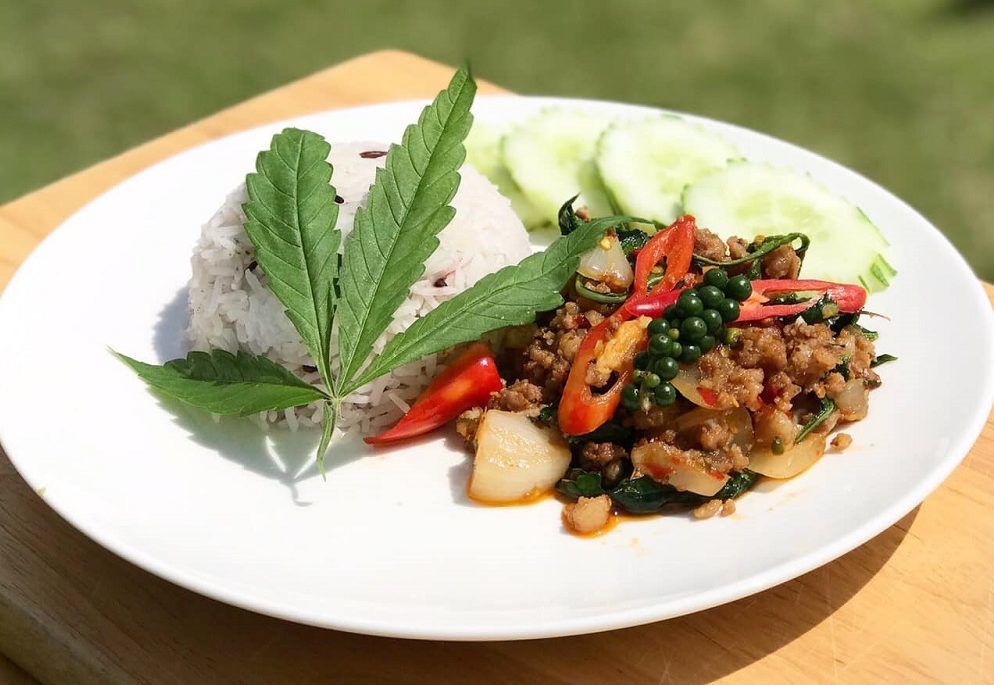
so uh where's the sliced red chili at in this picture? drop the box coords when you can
[735,279,867,322]
[365,343,503,445]
[633,215,696,297]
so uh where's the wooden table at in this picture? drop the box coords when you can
[1,50,992,685]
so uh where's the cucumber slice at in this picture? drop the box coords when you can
[501,109,617,225]
[682,162,894,291]
[596,116,740,224]
[465,122,547,228]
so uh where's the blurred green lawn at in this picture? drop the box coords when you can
[3,0,993,278]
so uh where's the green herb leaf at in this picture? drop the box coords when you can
[334,65,477,391]
[316,401,337,477]
[607,470,760,514]
[871,353,898,368]
[345,215,635,393]
[694,233,810,269]
[113,349,328,415]
[242,128,341,392]
[796,397,836,443]
[556,468,606,499]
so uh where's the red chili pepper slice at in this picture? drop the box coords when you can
[557,311,638,436]
[558,216,697,436]
[365,342,503,445]
[735,279,867,323]
[633,215,696,297]
[697,387,719,407]
[623,287,685,318]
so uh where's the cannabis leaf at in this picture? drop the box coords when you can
[242,128,341,392]
[113,349,328,415]
[334,65,476,392]
[345,216,635,392]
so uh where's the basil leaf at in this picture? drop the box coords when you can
[345,215,637,393]
[113,349,328,415]
[556,468,606,499]
[871,353,898,368]
[334,65,477,391]
[608,470,760,514]
[242,128,340,392]
[796,397,836,443]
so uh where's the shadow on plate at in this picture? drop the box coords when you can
[285,508,919,684]
[147,287,365,505]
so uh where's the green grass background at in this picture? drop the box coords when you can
[3,0,993,278]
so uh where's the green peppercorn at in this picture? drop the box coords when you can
[703,268,729,289]
[654,382,677,406]
[654,356,679,381]
[670,341,683,359]
[621,384,641,411]
[648,334,673,357]
[723,327,742,346]
[725,275,753,302]
[700,308,723,333]
[647,317,670,336]
[632,369,645,382]
[666,327,681,340]
[664,304,680,320]
[697,285,725,308]
[680,344,702,363]
[634,351,651,370]
[677,290,704,316]
[699,334,717,352]
[771,436,785,455]
[715,298,740,323]
[681,316,708,340]
[643,372,661,388]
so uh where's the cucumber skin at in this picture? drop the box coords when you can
[681,161,895,292]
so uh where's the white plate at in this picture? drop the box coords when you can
[1,96,991,641]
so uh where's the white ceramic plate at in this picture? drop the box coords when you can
[1,97,992,641]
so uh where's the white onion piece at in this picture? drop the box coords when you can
[675,407,754,452]
[577,235,633,289]
[748,433,826,479]
[833,379,869,420]
[631,442,729,496]
[671,365,716,408]
[469,410,572,503]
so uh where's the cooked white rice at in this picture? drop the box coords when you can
[186,141,531,437]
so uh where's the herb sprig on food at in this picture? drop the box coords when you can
[113,66,642,474]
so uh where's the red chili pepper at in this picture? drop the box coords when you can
[623,287,685,318]
[557,286,682,436]
[735,279,867,323]
[559,218,696,436]
[633,215,696,297]
[365,343,503,445]
[557,311,638,436]
[697,387,719,407]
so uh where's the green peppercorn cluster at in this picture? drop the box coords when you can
[621,269,753,412]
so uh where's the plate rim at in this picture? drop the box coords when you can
[2,94,992,641]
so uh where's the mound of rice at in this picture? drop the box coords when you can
[186,141,531,437]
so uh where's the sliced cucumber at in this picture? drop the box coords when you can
[501,109,617,225]
[596,116,740,224]
[682,162,894,291]
[465,122,547,228]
